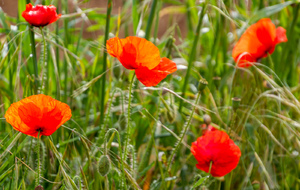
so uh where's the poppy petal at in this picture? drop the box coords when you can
[255,18,276,46]
[5,100,39,137]
[232,19,274,66]
[126,36,161,70]
[106,36,161,70]
[106,37,123,58]
[49,13,61,25]
[106,37,139,69]
[191,130,241,177]
[119,41,139,69]
[5,94,71,138]
[232,18,287,67]
[22,3,61,27]
[275,27,288,45]
[201,124,217,135]
[18,102,42,127]
[135,57,177,86]
[25,3,33,11]
[40,100,72,136]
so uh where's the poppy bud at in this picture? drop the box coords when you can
[98,155,111,177]
[263,75,273,89]
[198,78,208,92]
[263,80,272,89]
[35,185,44,190]
[203,114,211,125]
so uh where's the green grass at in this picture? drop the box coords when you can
[1,0,300,189]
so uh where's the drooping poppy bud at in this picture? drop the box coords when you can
[98,155,111,177]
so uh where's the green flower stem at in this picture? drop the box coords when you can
[105,177,109,190]
[105,129,126,189]
[100,0,112,126]
[218,180,222,190]
[123,73,136,161]
[63,0,69,103]
[167,92,201,171]
[208,161,213,174]
[36,131,41,186]
[40,27,47,94]
[179,2,207,112]
[267,53,274,71]
[225,172,233,190]
[25,0,38,94]
[55,0,60,100]
[29,26,39,94]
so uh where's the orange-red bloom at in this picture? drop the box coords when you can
[106,36,177,86]
[5,94,71,138]
[232,18,287,67]
[22,3,61,27]
[191,130,241,177]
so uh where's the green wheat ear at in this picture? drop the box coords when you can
[97,155,111,177]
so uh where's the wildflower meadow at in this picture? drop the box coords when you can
[0,0,300,189]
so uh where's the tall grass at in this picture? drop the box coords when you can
[0,0,300,189]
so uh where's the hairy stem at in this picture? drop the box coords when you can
[167,92,201,171]
[123,73,136,162]
[36,131,41,186]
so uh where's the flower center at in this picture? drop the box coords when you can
[36,127,43,132]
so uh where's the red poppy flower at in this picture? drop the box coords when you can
[200,124,216,135]
[106,36,177,86]
[22,3,61,27]
[232,18,287,67]
[5,94,71,138]
[191,130,241,177]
